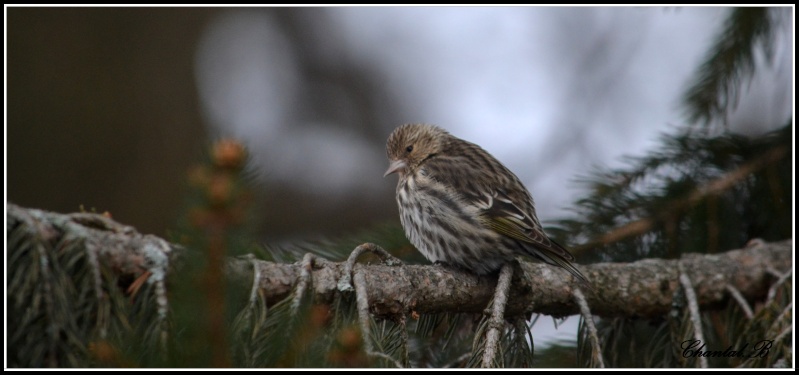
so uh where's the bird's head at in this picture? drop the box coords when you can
[384,124,449,177]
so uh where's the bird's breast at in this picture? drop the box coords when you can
[395,171,507,270]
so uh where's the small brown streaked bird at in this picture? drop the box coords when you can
[384,123,590,288]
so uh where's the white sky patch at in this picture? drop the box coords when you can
[195,10,299,142]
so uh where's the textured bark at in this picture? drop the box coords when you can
[8,203,792,320]
[231,240,791,319]
[7,203,172,279]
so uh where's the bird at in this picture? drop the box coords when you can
[384,123,591,288]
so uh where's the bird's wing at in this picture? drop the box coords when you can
[474,189,575,262]
[424,153,591,286]
[478,190,594,287]
[424,153,570,259]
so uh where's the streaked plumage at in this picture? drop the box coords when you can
[384,123,590,287]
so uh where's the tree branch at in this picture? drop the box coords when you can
[8,203,792,320]
[576,144,788,252]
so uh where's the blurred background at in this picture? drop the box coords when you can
[6,6,793,358]
[7,7,792,242]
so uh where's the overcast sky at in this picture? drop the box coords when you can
[195,7,792,226]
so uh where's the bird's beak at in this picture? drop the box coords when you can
[384,159,406,177]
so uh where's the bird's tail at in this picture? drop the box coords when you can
[525,241,594,292]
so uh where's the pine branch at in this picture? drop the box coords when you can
[573,288,604,368]
[7,203,173,367]
[8,203,790,322]
[682,7,782,128]
[573,144,787,253]
[235,240,790,319]
[677,267,708,368]
[480,264,513,368]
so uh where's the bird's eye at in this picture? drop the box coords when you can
[406,145,414,153]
